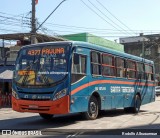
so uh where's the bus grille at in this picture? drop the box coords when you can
[18,92,53,94]
[21,98,51,101]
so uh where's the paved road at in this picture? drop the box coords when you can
[0,97,160,137]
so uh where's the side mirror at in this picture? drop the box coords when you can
[73,53,79,64]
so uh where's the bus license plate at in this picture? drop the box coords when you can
[29,105,38,109]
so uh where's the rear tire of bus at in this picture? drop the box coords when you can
[39,113,54,120]
[82,96,99,120]
[124,94,141,113]
[132,94,141,113]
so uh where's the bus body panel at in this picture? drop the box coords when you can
[12,95,70,114]
[12,42,72,114]
[13,79,69,99]
[70,47,90,113]
[70,78,155,113]
[70,43,155,113]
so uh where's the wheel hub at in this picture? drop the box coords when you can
[90,102,96,114]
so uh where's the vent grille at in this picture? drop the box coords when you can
[20,105,50,111]
[19,91,53,94]
[21,98,51,101]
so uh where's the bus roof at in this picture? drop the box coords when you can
[21,41,154,65]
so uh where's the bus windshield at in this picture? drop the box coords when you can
[14,45,69,87]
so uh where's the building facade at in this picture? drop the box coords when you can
[120,34,160,84]
[62,33,124,52]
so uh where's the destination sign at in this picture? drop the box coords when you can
[28,48,65,55]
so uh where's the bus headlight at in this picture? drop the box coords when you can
[12,89,19,99]
[53,88,67,100]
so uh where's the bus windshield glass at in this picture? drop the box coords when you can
[14,45,69,86]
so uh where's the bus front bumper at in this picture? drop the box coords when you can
[12,96,70,114]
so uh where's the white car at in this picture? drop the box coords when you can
[155,86,160,96]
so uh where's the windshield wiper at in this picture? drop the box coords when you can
[22,60,51,86]
[38,68,51,86]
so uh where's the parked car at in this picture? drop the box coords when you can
[155,86,160,96]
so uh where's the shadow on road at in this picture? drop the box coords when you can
[99,109,147,117]
[0,109,160,136]
[0,109,149,130]
[0,113,84,130]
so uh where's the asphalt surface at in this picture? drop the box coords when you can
[0,96,160,137]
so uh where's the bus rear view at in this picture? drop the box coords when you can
[12,42,71,119]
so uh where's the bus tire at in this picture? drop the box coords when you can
[124,107,132,113]
[132,94,141,113]
[130,94,141,113]
[39,113,54,120]
[82,96,99,120]
[124,95,141,113]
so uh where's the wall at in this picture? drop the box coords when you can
[62,33,124,52]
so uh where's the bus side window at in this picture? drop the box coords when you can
[126,60,136,79]
[145,64,154,81]
[116,57,125,78]
[72,55,86,74]
[71,54,87,84]
[91,51,101,75]
[102,54,115,77]
[137,62,144,80]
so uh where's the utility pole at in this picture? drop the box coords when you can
[2,38,4,59]
[140,33,145,58]
[142,38,145,58]
[31,0,36,44]
[31,0,67,43]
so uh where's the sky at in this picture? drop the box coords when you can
[1,0,160,42]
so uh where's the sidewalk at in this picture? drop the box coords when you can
[0,107,13,114]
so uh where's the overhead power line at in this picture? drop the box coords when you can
[0,11,30,19]
[0,28,29,33]
[0,13,159,38]
[45,23,160,33]
[38,22,160,38]
[0,22,30,28]
[0,11,32,34]
[87,0,133,36]
[0,15,22,22]
[36,0,67,31]
[46,22,129,32]
[96,0,135,31]
[95,0,136,35]
[80,0,122,32]
[0,12,30,25]
[38,23,160,35]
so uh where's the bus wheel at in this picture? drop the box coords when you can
[132,94,141,113]
[83,96,99,120]
[39,113,54,120]
[124,107,132,113]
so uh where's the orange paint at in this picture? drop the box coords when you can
[18,70,35,76]
[41,48,65,55]
[28,48,65,56]
[71,80,155,95]
[28,50,41,55]
[12,95,70,114]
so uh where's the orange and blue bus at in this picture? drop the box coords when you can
[12,41,155,120]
